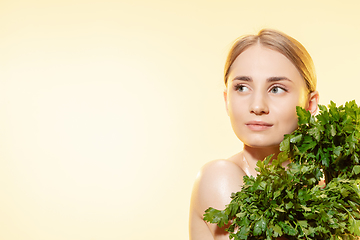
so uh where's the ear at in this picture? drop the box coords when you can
[223,89,229,116]
[306,91,319,115]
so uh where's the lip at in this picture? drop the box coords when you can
[245,121,273,131]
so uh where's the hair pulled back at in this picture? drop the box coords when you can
[224,29,316,93]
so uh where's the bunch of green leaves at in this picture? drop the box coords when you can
[204,101,360,239]
[282,100,360,183]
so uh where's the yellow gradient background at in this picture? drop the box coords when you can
[1,1,360,239]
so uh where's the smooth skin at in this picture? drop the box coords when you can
[189,43,319,240]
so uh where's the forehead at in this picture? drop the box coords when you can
[228,44,303,82]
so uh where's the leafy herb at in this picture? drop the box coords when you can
[204,101,360,239]
[283,100,360,184]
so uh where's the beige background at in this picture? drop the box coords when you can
[1,0,360,239]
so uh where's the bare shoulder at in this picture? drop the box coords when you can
[189,159,246,240]
[201,159,245,180]
[192,159,246,212]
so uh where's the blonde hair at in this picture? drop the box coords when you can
[224,29,316,93]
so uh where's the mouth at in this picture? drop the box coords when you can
[245,121,273,131]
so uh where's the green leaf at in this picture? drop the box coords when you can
[330,125,336,137]
[300,205,311,212]
[309,127,321,141]
[280,136,290,152]
[340,188,350,198]
[297,106,311,125]
[272,224,283,237]
[297,220,308,228]
[303,142,317,152]
[290,134,302,143]
[253,217,267,236]
[353,165,360,175]
[238,226,251,239]
[203,208,228,227]
[285,202,293,209]
[354,154,359,164]
[286,189,294,199]
[279,221,297,236]
[349,218,360,236]
[322,154,330,168]
[273,190,281,199]
[333,146,343,156]
[275,207,286,213]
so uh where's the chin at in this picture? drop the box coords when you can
[248,143,280,149]
[242,138,283,149]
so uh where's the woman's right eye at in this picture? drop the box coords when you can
[235,84,249,92]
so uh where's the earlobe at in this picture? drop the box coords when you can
[306,91,319,115]
[224,89,229,116]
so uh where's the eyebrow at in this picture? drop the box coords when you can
[232,76,292,82]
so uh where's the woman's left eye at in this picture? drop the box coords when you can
[270,86,286,94]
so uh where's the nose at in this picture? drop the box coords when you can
[249,92,269,115]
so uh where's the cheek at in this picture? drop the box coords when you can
[228,95,244,115]
[275,105,299,133]
[228,106,241,124]
[285,114,299,132]
[294,86,310,108]
[228,100,247,129]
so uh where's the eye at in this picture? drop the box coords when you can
[270,86,286,94]
[235,84,250,92]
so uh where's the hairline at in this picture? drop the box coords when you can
[224,31,316,94]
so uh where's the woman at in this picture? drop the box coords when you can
[189,29,320,240]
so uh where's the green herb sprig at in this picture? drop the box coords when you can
[204,101,360,239]
[282,100,360,184]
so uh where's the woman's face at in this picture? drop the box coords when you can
[224,44,309,148]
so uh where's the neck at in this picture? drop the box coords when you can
[231,144,282,177]
[242,144,280,164]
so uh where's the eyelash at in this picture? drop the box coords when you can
[234,83,249,92]
[233,83,288,93]
[270,85,288,93]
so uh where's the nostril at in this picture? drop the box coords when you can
[250,106,269,115]
[249,95,269,114]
